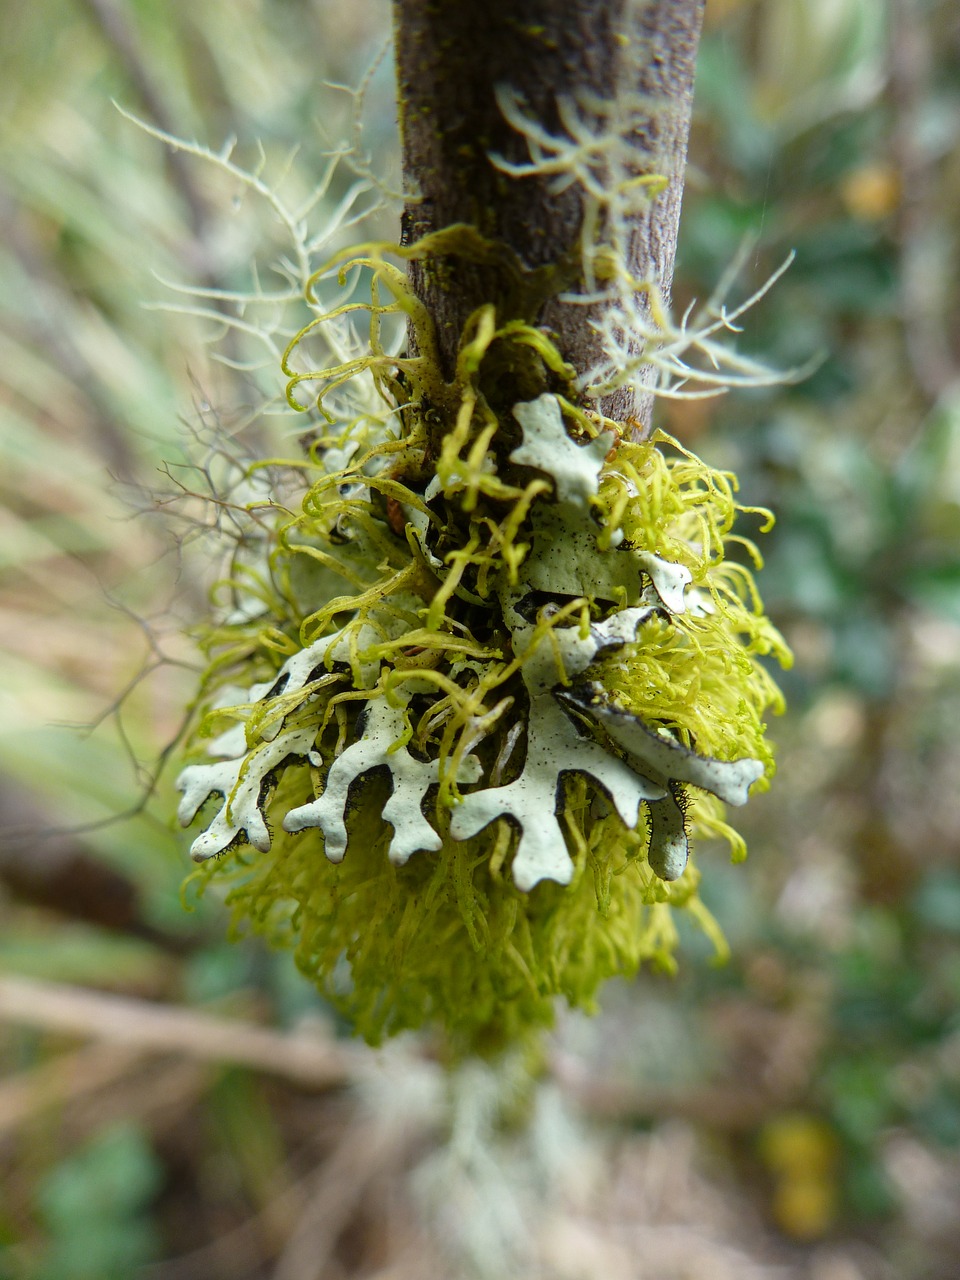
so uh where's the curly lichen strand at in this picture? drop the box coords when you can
[286,232,568,428]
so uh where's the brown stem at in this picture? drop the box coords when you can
[890,0,958,404]
[393,0,704,433]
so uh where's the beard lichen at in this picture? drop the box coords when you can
[176,233,791,1054]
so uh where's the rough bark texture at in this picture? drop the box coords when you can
[393,0,704,434]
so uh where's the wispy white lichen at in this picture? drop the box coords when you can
[494,71,799,405]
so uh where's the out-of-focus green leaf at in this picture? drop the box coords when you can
[912,871,960,936]
[36,1123,161,1280]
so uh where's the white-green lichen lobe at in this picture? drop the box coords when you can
[283,696,482,864]
[177,393,765,890]
[510,394,612,510]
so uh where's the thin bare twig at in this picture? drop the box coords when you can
[271,1114,424,1280]
[0,977,360,1088]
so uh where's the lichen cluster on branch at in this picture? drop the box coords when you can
[148,56,793,1050]
[175,233,790,1049]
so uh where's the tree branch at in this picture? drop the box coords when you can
[393,0,704,432]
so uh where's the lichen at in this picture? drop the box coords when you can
[158,73,791,1055]
[175,253,789,1052]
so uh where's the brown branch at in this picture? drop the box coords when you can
[0,975,802,1144]
[393,0,704,431]
[0,977,360,1088]
[889,0,959,403]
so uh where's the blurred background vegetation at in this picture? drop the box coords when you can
[1,0,959,1277]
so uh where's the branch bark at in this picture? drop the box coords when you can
[393,0,704,432]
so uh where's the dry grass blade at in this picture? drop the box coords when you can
[271,1114,425,1280]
